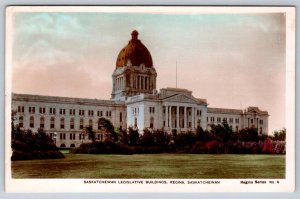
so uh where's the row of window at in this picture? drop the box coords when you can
[248,118,264,125]
[49,133,104,141]
[17,106,112,117]
[19,116,115,130]
[208,117,240,124]
[132,107,139,115]
[149,107,155,114]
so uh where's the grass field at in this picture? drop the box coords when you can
[11,153,285,179]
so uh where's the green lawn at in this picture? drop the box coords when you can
[11,154,285,179]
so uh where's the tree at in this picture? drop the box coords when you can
[210,119,233,143]
[272,128,286,141]
[153,129,170,147]
[119,127,128,145]
[239,127,259,142]
[140,128,154,146]
[98,118,118,142]
[196,126,211,141]
[128,127,139,146]
[85,125,96,143]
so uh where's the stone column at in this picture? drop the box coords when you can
[176,106,179,129]
[191,107,195,129]
[168,106,170,127]
[184,106,187,129]
[117,78,119,90]
[169,107,172,128]
[165,105,168,128]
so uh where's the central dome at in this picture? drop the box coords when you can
[116,30,153,68]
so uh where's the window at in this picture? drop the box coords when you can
[120,112,122,122]
[59,108,66,115]
[89,119,93,127]
[251,119,253,124]
[150,117,154,128]
[149,107,155,114]
[79,134,85,140]
[50,108,56,115]
[197,119,201,127]
[29,107,35,114]
[229,118,233,123]
[60,133,66,140]
[88,110,94,117]
[29,116,34,128]
[235,118,239,123]
[18,106,24,113]
[259,127,263,134]
[69,133,76,140]
[98,120,101,130]
[259,120,264,125]
[79,109,85,116]
[60,118,65,129]
[163,107,166,114]
[69,109,75,115]
[134,117,137,128]
[40,117,44,128]
[50,117,55,129]
[210,117,215,122]
[39,107,45,114]
[19,116,24,128]
[70,118,74,129]
[97,111,103,117]
[80,118,84,129]
[217,117,221,123]
[106,111,111,117]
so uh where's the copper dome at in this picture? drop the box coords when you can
[116,30,153,68]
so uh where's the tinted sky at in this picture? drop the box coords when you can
[11,12,286,133]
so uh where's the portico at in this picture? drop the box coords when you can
[163,103,199,132]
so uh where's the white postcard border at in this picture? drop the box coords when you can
[5,6,295,193]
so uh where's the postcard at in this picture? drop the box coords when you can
[5,6,295,192]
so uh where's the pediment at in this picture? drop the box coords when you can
[163,94,199,104]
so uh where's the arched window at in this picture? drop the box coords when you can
[40,117,44,128]
[70,144,75,148]
[150,117,154,128]
[134,117,137,128]
[260,127,263,135]
[50,117,55,129]
[197,119,201,128]
[89,119,93,127]
[19,116,23,128]
[60,118,65,129]
[98,119,101,130]
[70,118,74,129]
[29,116,34,128]
[79,118,84,130]
[60,143,66,148]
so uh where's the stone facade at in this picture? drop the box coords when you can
[11,30,269,147]
[12,94,126,147]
